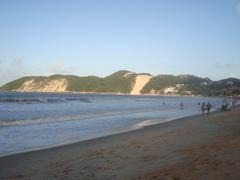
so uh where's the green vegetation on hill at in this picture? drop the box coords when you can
[64,70,137,93]
[141,75,240,96]
[0,70,137,94]
[0,71,239,96]
[1,77,35,90]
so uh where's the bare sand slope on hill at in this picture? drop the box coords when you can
[131,75,152,95]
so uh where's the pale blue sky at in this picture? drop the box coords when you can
[0,0,240,85]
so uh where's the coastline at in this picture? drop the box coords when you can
[1,108,239,179]
[0,90,224,98]
[0,112,203,158]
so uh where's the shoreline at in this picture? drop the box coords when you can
[0,112,204,158]
[0,90,225,98]
[1,108,239,179]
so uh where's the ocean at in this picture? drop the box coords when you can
[0,92,222,157]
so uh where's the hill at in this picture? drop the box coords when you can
[1,71,240,96]
[0,70,137,94]
[141,75,240,96]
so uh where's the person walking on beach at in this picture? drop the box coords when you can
[206,102,212,114]
[201,102,206,114]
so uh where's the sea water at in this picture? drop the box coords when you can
[0,92,222,157]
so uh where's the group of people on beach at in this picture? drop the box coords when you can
[220,98,239,111]
[200,102,212,114]
[163,101,213,113]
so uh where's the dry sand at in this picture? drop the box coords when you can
[0,109,239,180]
[131,75,152,95]
[17,79,68,92]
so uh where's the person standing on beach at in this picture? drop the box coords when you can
[180,102,184,110]
[201,102,206,114]
[206,102,212,114]
[232,99,235,108]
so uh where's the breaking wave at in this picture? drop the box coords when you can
[0,115,83,127]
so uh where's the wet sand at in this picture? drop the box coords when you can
[0,109,239,180]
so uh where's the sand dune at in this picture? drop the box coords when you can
[131,75,152,95]
[18,79,68,92]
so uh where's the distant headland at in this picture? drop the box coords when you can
[1,70,239,96]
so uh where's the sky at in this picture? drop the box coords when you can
[0,0,240,85]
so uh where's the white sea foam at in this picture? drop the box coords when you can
[132,116,182,130]
[133,119,160,129]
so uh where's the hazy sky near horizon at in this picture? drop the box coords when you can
[0,0,240,85]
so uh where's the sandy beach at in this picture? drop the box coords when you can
[0,108,239,180]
